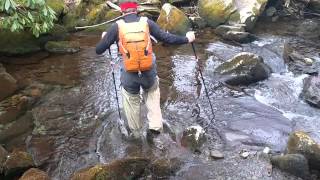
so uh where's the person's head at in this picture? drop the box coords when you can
[119,0,138,14]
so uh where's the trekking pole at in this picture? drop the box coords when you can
[191,43,215,120]
[108,49,128,137]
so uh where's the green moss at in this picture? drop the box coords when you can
[198,0,236,27]
[0,30,41,55]
[157,4,191,35]
[47,0,65,15]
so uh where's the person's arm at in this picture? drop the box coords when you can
[96,23,119,54]
[147,19,190,45]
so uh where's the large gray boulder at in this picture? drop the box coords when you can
[287,131,320,170]
[156,3,191,35]
[215,52,272,86]
[198,0,236,28]
[0,64,17,101]
[229,0,268,30]
[301,76,320,108]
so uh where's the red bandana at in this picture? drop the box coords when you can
[120,2,138,11]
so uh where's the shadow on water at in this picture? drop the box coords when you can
[1,19,320,179]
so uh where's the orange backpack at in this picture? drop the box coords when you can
[117,17,153,72]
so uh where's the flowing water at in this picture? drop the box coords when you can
[2,19,320,179]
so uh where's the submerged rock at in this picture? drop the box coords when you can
[0,64,17,101]
[150,158,181,178]
[0,112,34,144]
[198,0,236,28]
[271,154,309,179]
[215,52,271,86]
[157,3,191,35]
[71,157,150,180]
[19,168,50,180]
[0,94,29,125]
[301,76,320,108]
[3,151,35,177]
[287,131,320,170]
[181,125,206,152]
[45,41,80,54]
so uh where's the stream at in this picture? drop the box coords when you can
[2,18,320,179]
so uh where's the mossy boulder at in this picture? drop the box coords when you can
[19,168,50,180]
[44,41,80,54]
[71,157,150,180]
[47,0,66,16]
[271,154,310,179]
[0,30,41,56]
[198,0,236,28]
[229,0,268,30]
[150,158,181,178]
[215,52,271,86]
[3,151,35,177]
[157,3,191,35]
[287,131,320,170]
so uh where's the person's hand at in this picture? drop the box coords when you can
[101,31,107,39]
[186,31,195,43]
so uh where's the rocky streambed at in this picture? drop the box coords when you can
[1,13,320,180]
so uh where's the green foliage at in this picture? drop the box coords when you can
[0,0,56,37]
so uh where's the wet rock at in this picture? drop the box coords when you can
[44,41,80,54]
[301,76,320,108]
[265,7,277,17]
[19,168,50,180]
[263,147,271,154]
[138,5,160,19]
[215,52,272,86]
[0,95,29,125]
[283,39,320,75]
[229,0,268,30]
[181,125,206,152]
[287,131,320,170]
[3,151,35,177]
[309,0,320,12]
[0,112,34,144]
[150,158,181,178]
[271,154,309,179]
[189,17,207,29]
[71,157,150,180]
[297,19,320,40]
[157,3,191,35]
[198,0,236,28]
[240,150,250,159]
[210,150,224,159]
[0,145,8,173]
[0,64,17,101]
[0,30,41,56]
[26,136,55,167]
[0,52,49,65]
[215,25,245,35]
[223,31,255,43]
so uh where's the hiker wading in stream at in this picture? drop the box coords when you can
[96,0,195,143]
